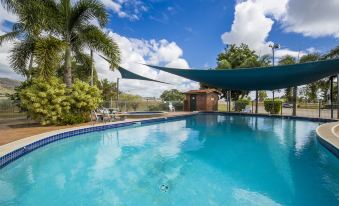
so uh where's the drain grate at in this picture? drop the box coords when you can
[159,184,169,192]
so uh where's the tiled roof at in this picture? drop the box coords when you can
[183,89,219,94]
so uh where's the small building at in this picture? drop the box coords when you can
[183,89,219,112]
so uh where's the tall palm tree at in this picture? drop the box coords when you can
[46,0,120,87]
[0,0,49,79]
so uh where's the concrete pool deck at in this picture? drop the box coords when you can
[316,122,339,157]
[0,112,191,147]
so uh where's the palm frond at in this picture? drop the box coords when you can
[9,37,35,77]
[0,0,16,12]
[0,30,20,45]
[34,36,65,78]
[70,0,108,30]
[78,25,120,69]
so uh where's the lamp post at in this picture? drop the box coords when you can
[269,43,280,114]
[116,78,120,108]
[90,49,94,86]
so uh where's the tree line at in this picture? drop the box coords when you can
[202,43,339,103]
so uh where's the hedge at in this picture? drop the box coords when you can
[235,99,250,111]
[264,99,282,114]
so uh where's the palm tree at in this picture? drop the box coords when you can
[0,0,50,79]
[45,0,120,87]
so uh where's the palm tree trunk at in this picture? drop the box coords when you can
[27,54,33,80]
[64,44,72,87]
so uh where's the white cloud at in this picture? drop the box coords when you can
[0,5,21,79]
[282,0,339,38]
[100,0,147,21]
[93,31,198,97]
[221,0,339,58]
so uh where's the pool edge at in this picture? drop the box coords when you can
[0,113,196,168]
[1,112,338,168]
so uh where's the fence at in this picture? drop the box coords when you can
[1,97,339,121]
[101,100,184,112]
[218,100,339,119]
[0,98,26,120]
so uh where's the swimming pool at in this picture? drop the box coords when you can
[0,114,338,205]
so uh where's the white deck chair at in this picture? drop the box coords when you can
[169,102,175,112]
[242,105,252,113]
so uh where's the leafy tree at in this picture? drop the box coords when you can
[97,79,117,102]
[322,46,339,59]
[216,59,231,69]
[214,44,260,100]
[258,90,267,102]
[279,55,296,102]
[217,43,257,68]
[259,54,271,67]
[300,53,322,102]
[160,89,184,101]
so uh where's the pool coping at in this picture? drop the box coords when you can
[316,122,339,158]
[0,113,196,168]
[1,111,338,168]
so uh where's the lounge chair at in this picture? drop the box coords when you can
[91,111,103,124]
[169,102,175,112]
[242,105,252,113]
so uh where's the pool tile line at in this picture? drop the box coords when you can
[0,113,195,169]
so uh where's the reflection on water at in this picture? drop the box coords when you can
[0,114,338,206]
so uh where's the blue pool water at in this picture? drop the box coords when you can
[0,114,338,206]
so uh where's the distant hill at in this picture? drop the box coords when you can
[0,78,21,95]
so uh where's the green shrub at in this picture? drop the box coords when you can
[68,80,102,116]
[234,99,250,111]
[61,113,87,125]
[20,77,70,125]
[20,78,102,125]
[264,99,282,114]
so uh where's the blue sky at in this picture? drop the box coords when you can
[0,0,338,96]
[104,0,338,69]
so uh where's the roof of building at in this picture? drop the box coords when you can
[183,89,219,94]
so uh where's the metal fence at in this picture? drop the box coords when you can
[1,97,339,122]
[100,100,184,112]
[0,98,26,120]
[218,100,339,119]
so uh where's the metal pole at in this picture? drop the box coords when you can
[272,47,275,114]
[330,76,333,119]
[229,91,232,111]
[90,49,94,86]
[251,100,254,113]
[255,90,258,113]
[337,74,339,119]
[293,86,297,116]
[319,100,321,119]
[116,78,120,109]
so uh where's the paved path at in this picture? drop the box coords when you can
[0,112,190,146]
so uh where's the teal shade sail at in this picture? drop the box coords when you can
[99,54,169,84]
[146,59,339,90]
[117,66,170,84]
